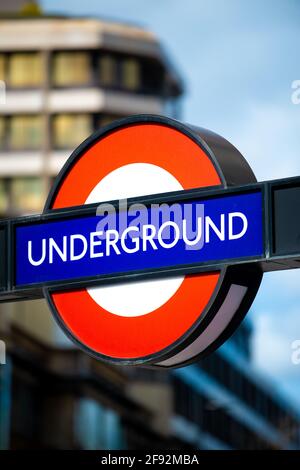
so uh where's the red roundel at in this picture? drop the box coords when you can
[44,116,262,367]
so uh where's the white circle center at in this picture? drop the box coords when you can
[85,163,184,317]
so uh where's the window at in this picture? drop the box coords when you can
[122,58,140,91]
[75,399,125,450]
[11,376,41,440]
[0,180,8,215]
[11,178,44,213]
[0,55,5,82]
[141,59,164,94]
[53,114,92,149]
[7,53,43,87]
[0,178,45,214]
[99,55,116,87]
[8,115,43,150]
[52,52,91,86]
[0,117,5,150]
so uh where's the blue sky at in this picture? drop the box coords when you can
[41,0,300,407]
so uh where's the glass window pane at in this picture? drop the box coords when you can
[53,114,92,149]
[0,117,5,150]
[11,177,44,213]
[53,52,91,86]
[122,58,140,91]
[0,180,8,215]
[99,55,116,86]
[9,115,43,150]
[8,53,43,87]
[0,55,5,82]
[75,399,125,450]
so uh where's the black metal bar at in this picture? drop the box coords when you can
[0,222,7,292]
[0,176,300,303]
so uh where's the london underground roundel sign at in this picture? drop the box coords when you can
[41,115,262,367]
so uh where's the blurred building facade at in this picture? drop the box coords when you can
[0,9,300,450]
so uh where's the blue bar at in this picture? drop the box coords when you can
[15,191,263,287]
[0,358,11,450]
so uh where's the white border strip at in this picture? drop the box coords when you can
[157,284,248,367]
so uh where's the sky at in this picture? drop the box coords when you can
[41,0,300,407]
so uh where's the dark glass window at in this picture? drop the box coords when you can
[52,52,91,86]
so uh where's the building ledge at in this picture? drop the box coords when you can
[0,88,163,114]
